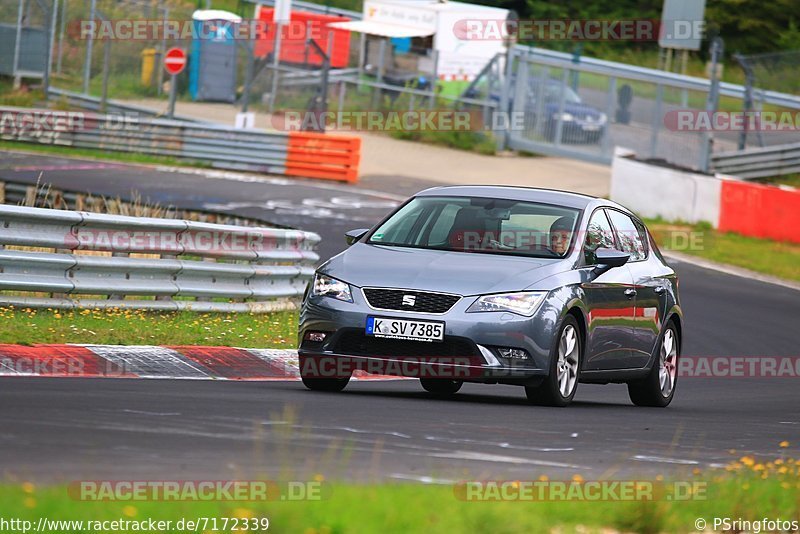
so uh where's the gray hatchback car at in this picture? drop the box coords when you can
[298,186,682,407]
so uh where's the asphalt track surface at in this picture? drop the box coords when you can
[0,151,798,483]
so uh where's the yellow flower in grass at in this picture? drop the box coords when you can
[23,497,36,509]
[21,482,35,494]
[571,474,584,483]
[740,456,755,467]
[779,440,790,448]
[122,505,137,517]
[232,508,254,520]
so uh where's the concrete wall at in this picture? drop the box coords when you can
[610,147,726,227]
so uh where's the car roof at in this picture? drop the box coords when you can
[415,185,598,210]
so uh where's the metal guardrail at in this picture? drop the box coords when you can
[47,88,208,124]
[0,179,281,228]
[712,142,800,179]
[521,46,800,111]
[0,106,362,181]
[0,204,320,312]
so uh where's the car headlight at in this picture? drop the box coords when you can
[466,291,547,317]
[555,112,575,122]
[311,273,353,303]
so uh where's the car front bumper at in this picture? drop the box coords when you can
[297,287,564,384]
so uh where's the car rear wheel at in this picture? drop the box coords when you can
[526,315,581,407]
[627,322,679,407]
[420,378,463,396]
[301,376,351,392]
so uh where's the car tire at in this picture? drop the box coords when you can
[627,321,679,407]
[526,315,582,407]
[301,376,351,392]
[420,378,463,396]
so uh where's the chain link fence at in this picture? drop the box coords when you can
[734,49,800,149]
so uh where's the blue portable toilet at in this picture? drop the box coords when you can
[189,10,242,102]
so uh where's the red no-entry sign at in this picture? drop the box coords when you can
[164,47,187,76]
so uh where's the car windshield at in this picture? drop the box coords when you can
[368,196,581,258]
[544,83,582,104]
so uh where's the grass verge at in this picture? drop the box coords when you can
[1,458,797,534]
[0,307,297,348]
[0,140,204,169]
[646,219,800,282]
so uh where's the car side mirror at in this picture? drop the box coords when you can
[345,228,369,246]
[592,247,630,276]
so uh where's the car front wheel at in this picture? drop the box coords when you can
[301,376,351,392]
[526,315,582,407]
[627,322,679,407]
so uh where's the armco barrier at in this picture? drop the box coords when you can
[718,181,800,244]
[610,148,725,227]
[286,131,361,183]
[0,106,361,183]
[612,147,800,244]
[0,204,320,312]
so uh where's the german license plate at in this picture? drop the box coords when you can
[366,317,444,343]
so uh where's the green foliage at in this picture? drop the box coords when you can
[301,0,800,56]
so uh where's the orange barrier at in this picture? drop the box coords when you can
[285,132,361,183]
[718,180,800,244]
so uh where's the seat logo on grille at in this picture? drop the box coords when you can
[402,295,417,307]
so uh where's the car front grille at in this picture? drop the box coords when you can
[362,288,461,314]
[332,330,481,361]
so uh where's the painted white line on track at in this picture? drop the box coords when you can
[430,450,586,469]
[631,455,699,465]
[663,251,800,292]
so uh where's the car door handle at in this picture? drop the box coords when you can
[624,288,637,298]
[654,286,666,295]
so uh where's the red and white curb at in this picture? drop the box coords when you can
[0,345,402,381]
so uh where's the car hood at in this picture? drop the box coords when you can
[320,243,569,295]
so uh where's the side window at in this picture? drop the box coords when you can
[607,210,647,261]
[584,210,616,264]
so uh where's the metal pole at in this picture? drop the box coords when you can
[428,49,438,110]
[553,68,570,146]
[56,0,66,74]
[12,0,24,88]
[44,0,58,99]
[370,37,386,109]
[100,38,111,112]
[167,74,177,119]
[357,32,366,88]
[268,21,283,114]
[242,44,254,113]
[649,84,664,159]
[601,76,617,157]
[156,4,168,96]
[700,37,723,173]
[496,45,516,152]
[83,0,96,94]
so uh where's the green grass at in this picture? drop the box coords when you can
[0,78,44,107]
[756,173,800,189]
[1,461,798,534]
[0,307,297,348]
[0,140,208,168]
[646,219,800,282]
